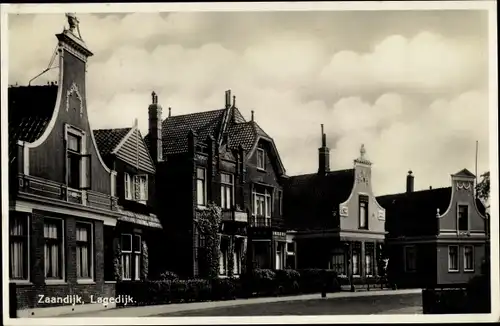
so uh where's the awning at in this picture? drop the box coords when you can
[117,208,163,229]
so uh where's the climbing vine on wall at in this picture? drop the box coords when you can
[141,240,149,280]
[195,202,222,280]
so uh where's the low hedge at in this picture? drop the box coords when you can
[117,268,343,306]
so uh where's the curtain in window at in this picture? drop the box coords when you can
[10,217,25,279]
[219,248,225,275]
[353,253,359,275]
[464,246,474,270]
[76,227,89,278]
[448,247,458,271]
[122,254,131,280]
[365,254,373,275]
[125,173,131,199]
[44,223,60,278]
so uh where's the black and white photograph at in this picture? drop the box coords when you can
[1,1,498,324]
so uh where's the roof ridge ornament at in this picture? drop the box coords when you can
[66,13,83,39]
[354,144,372,165]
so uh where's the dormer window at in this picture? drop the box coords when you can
[257,148,265,170]
[124,172,148,204]
[65,125,90,190]
[458,205,469,231]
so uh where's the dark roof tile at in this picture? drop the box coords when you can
[93,128,131,157]
[8,85,58,160]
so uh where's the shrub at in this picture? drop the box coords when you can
[159,270,179,281]
[275,269,301,294]
[241,269,277,296]
[211,278,240,300]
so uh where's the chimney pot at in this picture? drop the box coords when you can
[151,91,157,104]
[168,107,172,117]
[225,90,231,108]
[251,110,254,121]
[406,170,415,193]
[233,95,236,107]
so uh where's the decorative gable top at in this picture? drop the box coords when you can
[8,85,58,160]
[453,168,476,178]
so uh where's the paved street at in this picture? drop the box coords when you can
[156,292,422,316]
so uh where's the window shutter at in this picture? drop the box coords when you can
[80,154,91,190]
[134,175,140,200]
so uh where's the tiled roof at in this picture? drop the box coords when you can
[284,169,355,231]
[160,109,226,154]
[377,187,452,237]
[8,85,58,160]
[227,121,270,151]
[93,128,131,157]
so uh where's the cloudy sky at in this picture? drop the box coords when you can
[8,9,491,196]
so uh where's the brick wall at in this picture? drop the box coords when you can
[13,210,109,309]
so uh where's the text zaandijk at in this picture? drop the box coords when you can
[38,294,134,306]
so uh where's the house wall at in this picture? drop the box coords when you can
[14,210,107,309]
[340,163,386,234]
[436,242,485,285]
[27,50,111,195]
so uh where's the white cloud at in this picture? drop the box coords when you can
[7,13,490,196]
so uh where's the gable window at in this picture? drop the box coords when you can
[76,222,93,279]
[257,148,265,170]
[221,173,233,209]
[458,205,469,231]
[404,246,417,272]
[121,233,142,281]
[10,214,29,280]
[464,246,474,272]
[197,167,206,207]
[448,245,459,272]
[44,218,64,279]
[124,173,148,204]
[65,125,90,190]
[359,195,369,229]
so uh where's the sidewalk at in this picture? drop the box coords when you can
[58,288,422,318]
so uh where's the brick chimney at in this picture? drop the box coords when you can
[148,91,163,163]
[406,170,414,193]
[225,90,231,109]
[318,124,330,175]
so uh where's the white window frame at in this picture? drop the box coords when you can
[463,245,475,272]
[448,245,459,272]
[133,234,142,281]
[257,148,265,170]
[65,124,89,191]
[124,172,133,200]
[365,249,374,277]
[457,203,470,232]
[196,167,207,207]
[219,240,228,276]
[404,245,417,273]
[135,175,148,204]
[220,173,234,210]
[121,233,133,281]
[76,221,94,282]
[9,213,30,282]
[359,195,369,229]
[352,250,361,276]
[252,188,273,219]
[44,217,65,283]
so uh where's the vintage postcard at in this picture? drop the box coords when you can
[1,1,498,325]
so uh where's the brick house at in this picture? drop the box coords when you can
[146,90,288,278]
[7,15,120,315]
[93,118,164,282]
[284,127,387,285]
[377,169,489,288]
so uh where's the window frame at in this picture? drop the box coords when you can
[278,190,283,216]
[65,124,90,191]
[124,172,133,200]
[220,173,234,210]
[133,234,142,281]
[196,167,207,207]
[44,217,65,281]
[463,245,475,272]
[457,204,470,232]
[332,252,346,276]
[358,195,369,229]
[404,245,417,273]
[121,233,133,281]
[448,245,459,272]
[135,174,148,203]
[9,213,30,281]
[252,187,273,219]
[365,245,375,277]
[256,148,265,170]
[352,249,361,276]
[75,221,94,281]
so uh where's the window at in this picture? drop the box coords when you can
[219,239,228,276]
[276,245,283,270]
[253,188,273,218]
[221,173,233,209]
[196,167,206,206]
[66,126,90,190]
[464,246,474,271]
[121,233,142,280]
[404,246,417,272]
[124,173,148,203]
[359,195,369,229]
[332,253,346,275]
[278,190,283,215]
[233,241,242,275]
[458,205,469,231]
[365,248,374,276]
[255,194,265,216]
[448,246,459,272]
[257,148,265,170]
[352,251,360,276]
[44,219,63,279]
[76,223,92,279]
[10,214,29,280]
